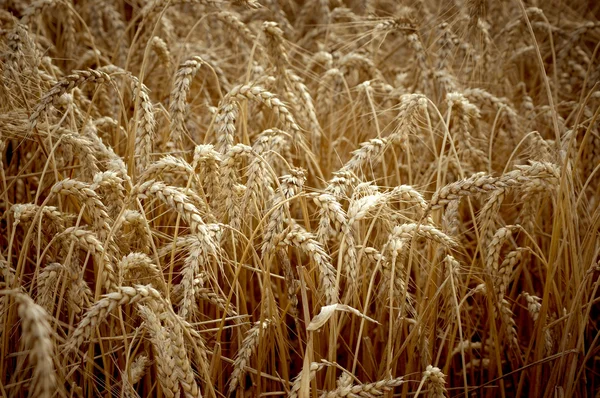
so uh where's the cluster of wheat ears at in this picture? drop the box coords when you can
[0,0,599,396]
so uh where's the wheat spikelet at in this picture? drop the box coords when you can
[320,371,353,398]
[429,172,499,211]
[498,298,520,355]
[381,237,417,317]
[341,138,388,175]
[131,77,156,174]
[196,287,238,316]
[129,355,149,386]
[170,56,206,145]
[64,257,94,317]
[122,354,149,397]
[263,21,290,73]
[521,292,553,354]
[482,226,522,354]
[429,161,560,211]
[307,51,333,73]
[317,68,345,116]
[522,291,542,322]
[451,339,485,357]
[494,248,527,303]
[389,185,432,224]
[141,155,196,183]
[8,292,57,398]
[390,223,456,248]
[214,101,239,155]
[151,36,172,71]
[218,78,304,149]
[138,305,180,398]
[114,210,150,252]
[241,129,287,217]
[51,178,113,241]
[313,193,358,298]
[347,192,388,227]
[262,22,320,151]
[134,179,211,238]
[129,355,150,385]
[60,133,101,179]
[36,262,64,314]
[447,92,486,170]
[179,225,221,319]
[29,69,111,129]
[191,144,222,204]
[61,226,118,292]
[325,170,357,200]
[10,203,67,233]
[289,362,327,398]
[262,168,306,255]
[169,318,202,397]
[65,285,164,355]
[389,93,428,141]
[118,252,166,292]
[4,23,36,77]
[216,11,260,49]
[228,319,272,395]
[91,171,125,218]
[287,71,322,150]
[81,122,129,181]
[463,87,518,130]
[339,53,384,82]
[423,365,447,398]
[322,375,405,397]
[485,226,518,276]
[314,193,347,242]
[279,225,338,305]
[219,143,253,229]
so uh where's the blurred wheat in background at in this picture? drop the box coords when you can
[1,0,599,396]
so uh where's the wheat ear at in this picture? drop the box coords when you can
[29,69,111,129]
[64,285,164,355]
[10,291,57,398]
[228,319,272,396]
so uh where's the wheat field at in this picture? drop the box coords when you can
[0,0,599,396]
